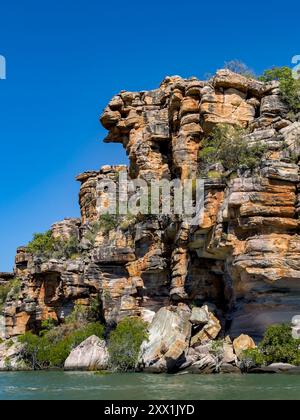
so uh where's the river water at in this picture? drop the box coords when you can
[1,372,300,400]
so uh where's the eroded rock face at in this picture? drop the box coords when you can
[2,69,300,344]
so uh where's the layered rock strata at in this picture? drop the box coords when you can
[2,69,300,352]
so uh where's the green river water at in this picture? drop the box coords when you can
[0,372,300,400]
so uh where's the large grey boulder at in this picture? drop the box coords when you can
[190,306,210,325]
[140,304,192,373]
[64,335,109,371]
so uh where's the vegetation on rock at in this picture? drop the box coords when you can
[224,60,256,79]
[27,230,80,260]
[108,317,148,372]
[241,324,300,368]
[198,124,266,175]
[84,214,136,245]
[0,278,21,312]
[19,320,105,370]
[259,66,300,114]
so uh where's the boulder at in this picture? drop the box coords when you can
[190,306,210,325]
[185,355,217,374]
[0,340,27,371]
[220,363,241,374]
[64,336,109,371]
[250,364,300,374]
[260,95,288,116]
[223,336,236,364]
[190,311,221,347]
[140,305,192,372]
[233,334,256,359]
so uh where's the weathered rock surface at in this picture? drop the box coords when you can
[140,305,191,372]
[233,334,256,358]
[2,68,300,354]
[220,363,241,374]
[0,340,27,371]
[190,306,210,325]
[64,335,109,371]
[250,363,300,374]
[190,311,221,347]
[185,355,217,374]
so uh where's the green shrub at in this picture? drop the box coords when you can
[85,213,136,243]
[18,332,41,370]
[108,317,148,372]
[240,324,300,368]
[84,222,102,245]
[198,124,266,175]
[0,278,21,311]
[259,67,300,113]
[207,170,222,179]
[65,301,101,325]
[210,340,224,357]
[99,214,119,233]
[27,231,80,260]
[19,322,105,370]
[224,60,256,79]
[0,283,12,312]
[259,324,300,365]
[241,348,266,367]
[27,230,54,255]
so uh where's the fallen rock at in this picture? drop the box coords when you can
[190,305,210,325]
[233,334,256,359]
[140,305,191,372]
[190,311,221,347]
[64,335,109,371]
[185,355,217,374]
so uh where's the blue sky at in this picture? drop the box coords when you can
[0,0,299,272]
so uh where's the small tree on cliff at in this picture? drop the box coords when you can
[198,124,266,176]
[224,60,256,79]
[259,66,300,114]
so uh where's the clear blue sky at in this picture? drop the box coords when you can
[0,0,299,272]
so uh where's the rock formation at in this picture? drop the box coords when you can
[64,335,109,371]
[2,68,300,367]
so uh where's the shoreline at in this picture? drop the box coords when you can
[2,365,300,375]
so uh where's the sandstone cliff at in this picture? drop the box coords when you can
[2,69,300,345]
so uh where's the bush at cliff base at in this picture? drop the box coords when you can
[241,324,300,367]
[18,322,105,370]
[108,317,148,372]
